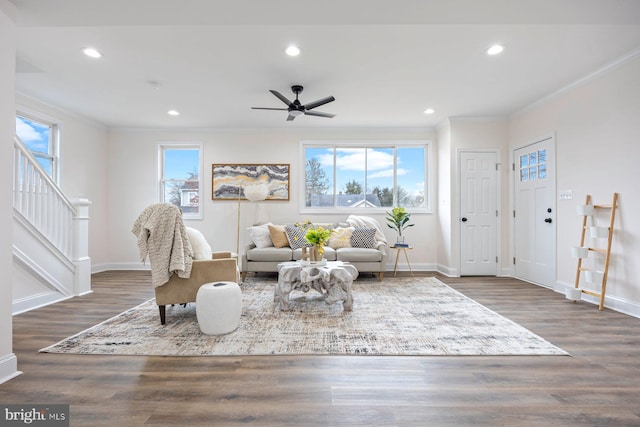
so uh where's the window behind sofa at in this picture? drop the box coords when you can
[158,142,203,220]
[301,141,431,213]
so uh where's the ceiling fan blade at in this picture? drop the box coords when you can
[270,90,293,106]
[286,114,296,121]
[251,107,289,111]
[304,110,335,118]
[303,96,335,111]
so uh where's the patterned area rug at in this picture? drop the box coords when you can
[40,277,568,356]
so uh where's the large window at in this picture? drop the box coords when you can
[15,114,59,181]
[158,143,203,219]
[302,141,430,212]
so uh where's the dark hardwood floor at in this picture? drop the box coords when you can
[2,271,640,426]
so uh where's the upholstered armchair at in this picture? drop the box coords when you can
[131,202,239,325]
[154,251,239,325]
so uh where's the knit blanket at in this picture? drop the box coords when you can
[131,203,193,287]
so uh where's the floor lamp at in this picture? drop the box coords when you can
[236,182,269,256]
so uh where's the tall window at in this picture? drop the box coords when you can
[15,114,58,181]
[159,143,202,219]
[303,141,430,212]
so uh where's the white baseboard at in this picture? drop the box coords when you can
[436,264,459,277]
[555,281,640,319]
[93,262,150,273]
[13,291,71,315]
[499,267,514,277]
[0,353,22,385]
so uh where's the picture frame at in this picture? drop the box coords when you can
[212,164,290,201]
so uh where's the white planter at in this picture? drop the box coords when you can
[565,287,582,301]
[571,246,589,258]
[590,226,609,238]
[576,204,594,216]
[585,270,604,284]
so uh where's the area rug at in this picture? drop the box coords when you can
[40,277,568,356]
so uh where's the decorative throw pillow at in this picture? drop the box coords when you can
[346,215,388,246]
[351,227,376,248]
[185,227,212,260]
[285,224,313,249]
[268,224,290,248]
[328,227,354,249]
[246,223,273,248]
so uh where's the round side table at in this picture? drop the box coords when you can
[391,246,414,277]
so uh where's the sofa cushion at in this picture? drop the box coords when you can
[328,226,354,249]
[247,223,273,248]
[285,224,313,249]
[268,224,290,248]
[351,227,376,248]
[292,246,337,261]
[246,247,293,262]
[336,247,383,262]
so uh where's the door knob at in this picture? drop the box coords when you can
[461,217,468,222]
[544,218,552,223]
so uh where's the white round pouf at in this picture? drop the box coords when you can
[196,281,242,335]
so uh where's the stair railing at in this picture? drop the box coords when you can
[13,135,76,261]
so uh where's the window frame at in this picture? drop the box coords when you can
[157,142,204,220]
[15,108,61,184]
[299,140,433,214]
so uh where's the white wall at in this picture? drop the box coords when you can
[436,118,509,276]
[449,118,510,275]
[0,0,20,384]
[509,53,640,314]
[436,120,451,274]
[15,95,110,270]
[107,128,440,271]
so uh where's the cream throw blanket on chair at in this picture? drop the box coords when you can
[131,203,193,287]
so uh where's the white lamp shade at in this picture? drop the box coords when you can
[244,183,269,201]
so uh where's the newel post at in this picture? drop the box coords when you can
[70,198,92,296]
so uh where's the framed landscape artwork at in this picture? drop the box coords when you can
[212,164,290,201]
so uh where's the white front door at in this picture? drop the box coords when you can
[514,136,556,288]
[459,151,498,276]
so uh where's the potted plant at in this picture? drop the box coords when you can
[386,207,414,247]
[295,220,334,262]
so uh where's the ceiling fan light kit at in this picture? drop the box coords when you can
[252,85,335,121]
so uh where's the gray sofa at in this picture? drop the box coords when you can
[240,216,388,281]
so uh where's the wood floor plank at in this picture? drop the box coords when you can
[2,271,640,426]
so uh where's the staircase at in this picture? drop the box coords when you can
[12,136,91,314]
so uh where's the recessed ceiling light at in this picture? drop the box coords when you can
[167,110,180,116]
[486,44,504,56]
[285,45,301,57]
[82,47,102,58]
[424,108,435,115]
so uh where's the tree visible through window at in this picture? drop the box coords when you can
[159,145,202,219]
[303,142,428,210]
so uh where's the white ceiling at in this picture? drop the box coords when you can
[10,0,640,129]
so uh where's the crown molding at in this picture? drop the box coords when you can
[511,47,640,119]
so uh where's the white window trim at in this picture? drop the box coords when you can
[16,106,62,185]
[157,141,204,220]
[299,140,433,214]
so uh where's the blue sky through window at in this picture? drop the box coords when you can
[164,149,199,180]
[16,116,50,154]
[306,146,425,197]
